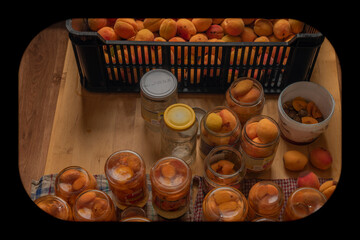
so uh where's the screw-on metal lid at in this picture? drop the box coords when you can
[140,69,178,100]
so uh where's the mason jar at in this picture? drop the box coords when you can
[140,69,178,131]
[34,195,73,221]
[160,103,198,166]
[225,77,265,125]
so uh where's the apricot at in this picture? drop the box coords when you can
[301,116,318,124]
[231,79,253,97]
[219,109,237,132]
[134,29,154,41]
[310,103,323,119]
[206,24,224,39]
[297,171,320,189]
[72,174,87,191]
[159,18,177,40]
[154,36,166,42]
[212,18,224,25]
[211,160,235,175]
[161,164,176,179]
[213,190,237,205]
[319,180,337,199]
[221,34,241,42]
[253,19,273,36]
[192,18,213,32]
[218,200,238,213]
[135,20,144,30]
[242,18,255,25]
[77,191,97,209]
[206,113,223,132]
[221,18,245,36]
[97,27,119,41]
[143,18,165,32]
[288,19,304,34]
[60,169,80,183]
[88,18,108,31]
[246,122,258,139]
[113,165,134,182]
[237,87,261,103]
[176,18,197,41]
[256,118,278,144]
[292,97,307,111]
[92,198,109,217]
[240,27,257,42]
[273,19,291,40]
[310,147,333,170]
[283,150,308,171]
[254,36,270,42]
[127,155,141,172]
[114,18,138,39]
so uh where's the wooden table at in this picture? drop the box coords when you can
[19,23,342,197]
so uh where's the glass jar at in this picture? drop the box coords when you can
[240,115,280,172]
[199,106,241,159]
[247,181,284,221]
[283,187,327,221]
[120,206,151,222]
[140,69,178,131]
[104,150,148,210]
[160,103,198,166]
[34,195,73,221]
[225,77,265,125]
[150,157,192,219]
[73,189,116,222]
[55,166,97,207]
[203,146,246,194]
[202,186,248,222]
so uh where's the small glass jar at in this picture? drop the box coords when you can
[120,206,151,222]
[55,166,97,207]
[73,189,116,222]
[225,77,265,125]
[160,103,198,165]
[34,195,73,221]
[203,146,246,194]
[199,106,241,159]
[247,181,284,221]
[150,157,192,219]
[104,150,148,210]
[202,186,248,222]
[283,187,327,221]
[240,115,280,172]
[140,69,178,131]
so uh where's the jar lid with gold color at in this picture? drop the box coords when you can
[164,103,196,131]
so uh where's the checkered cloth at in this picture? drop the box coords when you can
[31,174,331,221]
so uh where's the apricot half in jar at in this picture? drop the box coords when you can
[113,165,134,181]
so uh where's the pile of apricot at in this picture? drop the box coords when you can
[206,160,238,186]
[282,97,323,124]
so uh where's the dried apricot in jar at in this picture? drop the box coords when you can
[292,97,307,111]
[301,116,318,124]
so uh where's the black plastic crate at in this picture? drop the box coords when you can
[66,18,324,94]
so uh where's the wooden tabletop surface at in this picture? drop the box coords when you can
[18,21,342,197]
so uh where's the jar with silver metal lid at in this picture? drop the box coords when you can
[140,69,178,131]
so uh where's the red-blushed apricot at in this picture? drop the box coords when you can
[310,147,333,170]
[219,109,237,132]
[297,171,320,189]
[245,122,258,140]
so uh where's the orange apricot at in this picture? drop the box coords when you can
[256,118,278,143]
[237,87,260,103]
[301,116,318,124]
[292,97,307,111]
[231,79,253,97]
[92,197,109,217]
[245,122,258,139]
[114,165,134,181]
[77,191,97,209]
[72,174,87,191]
[60,169,80,183]
[161,164,176,179]
[213,190,237,205]
[311,104,323,119]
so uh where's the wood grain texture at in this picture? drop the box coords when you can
[43,38,342,185]
[18,21,69,196]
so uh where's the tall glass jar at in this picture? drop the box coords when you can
[225,77,265,125]
[203,146,246,194]
[34,195,73,221]
[55,166,97,207]
[240,115,280,172]
[140,69,178,131]
[283,187,327,221]
[73,189,116,222]
[160,103,198,166]
[247,181,284,221]
[202,186,248,222]
[150,157,192,219]
[199,106,241,159]
[104,150,148,210]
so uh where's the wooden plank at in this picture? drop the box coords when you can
[44,38,341,183]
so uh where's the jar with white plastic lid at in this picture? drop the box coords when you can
[140,69,178,131]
